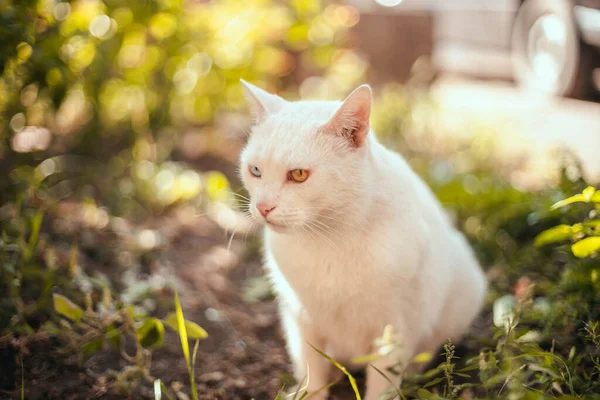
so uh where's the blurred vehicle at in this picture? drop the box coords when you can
[349,0,600,97]
[509,0,600,97]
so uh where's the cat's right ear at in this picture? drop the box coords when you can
[241,80,286,123]
[321,84,372,148]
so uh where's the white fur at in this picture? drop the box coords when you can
[238,81,487,400]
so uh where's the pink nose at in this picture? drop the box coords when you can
[257,203,276,217]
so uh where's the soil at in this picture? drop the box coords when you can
[0,154,491,400]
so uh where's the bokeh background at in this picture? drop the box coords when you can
[1,0,600,399]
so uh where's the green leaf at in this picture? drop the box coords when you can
[413,352,433,364]
[457,364,480,372]
[422,377,444,388]
[137,318,165,349]
[454,372,471,378]
[40,321,60,335]
[551,187,599,209]
[52,294,84,322]
[25,209,44,261]
[163,313,208,340]
[582,186,596,201]
[81,336,104,361]
[106,324,122,350]
[417,388,436,399]
[21,361,24,400]
[173,291,199,400]
[175,292,190,365]
[534,225,572,247]
[351,352,382,364]
[551,194,587,210]
[572,237,600,258]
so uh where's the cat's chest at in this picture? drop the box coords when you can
[265,229,421,312]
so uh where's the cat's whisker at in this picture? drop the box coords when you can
[298,223,318,247]
[303,221,340,252]
[243,221,258,244]
[227,228,237,253]
[308,218,354,243]
[231,192,251,201]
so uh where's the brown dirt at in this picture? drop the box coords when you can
[0,204,293,400]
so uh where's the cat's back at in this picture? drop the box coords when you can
[368,138,452,231]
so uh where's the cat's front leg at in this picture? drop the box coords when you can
[280,310,331,399]
[364,328,417,400]
[363,353,403,400]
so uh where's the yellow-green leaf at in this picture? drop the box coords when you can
[173,291,199,400]
[571,237,600,258]
[53,293,84,322]
[175,291,190,365]
[81,336,104,361]
[582,186,596,201]
[422,377,444,388]
[417,388,436,399]
[351,352,381,364]
[413,352,433,364]
[137,318,165,348]
[534,225,572,247]
[106,324,122,350]
[550,194,587,210]
[163,313,208,340]
[17,42,32,61]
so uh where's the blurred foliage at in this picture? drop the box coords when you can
[0,0,365,199]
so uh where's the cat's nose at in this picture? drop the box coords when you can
[257,203,276,217]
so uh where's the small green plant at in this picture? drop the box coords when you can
[50,289,207,393]
[535,186,600,258]
[154,291,206,400]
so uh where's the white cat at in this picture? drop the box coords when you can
[238,80,487,400]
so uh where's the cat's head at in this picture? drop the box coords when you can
[238,80,373,233]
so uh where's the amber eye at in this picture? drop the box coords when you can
[288,169,309,183]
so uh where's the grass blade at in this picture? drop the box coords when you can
[154,379,162,400]
[154,379,176,400]
[174,291,198,400]
[25,209,43,261]
[21,361,24,400]
[174,291,190,367]
[308,343,362,400]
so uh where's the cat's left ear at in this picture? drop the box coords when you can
[241,79,287,123]
[322,84,372,147]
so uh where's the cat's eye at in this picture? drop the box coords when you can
[288,169,309,183]
[249,165,262,178]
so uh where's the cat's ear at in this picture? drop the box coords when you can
[322,84,372,147]
[241,79,286,123]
